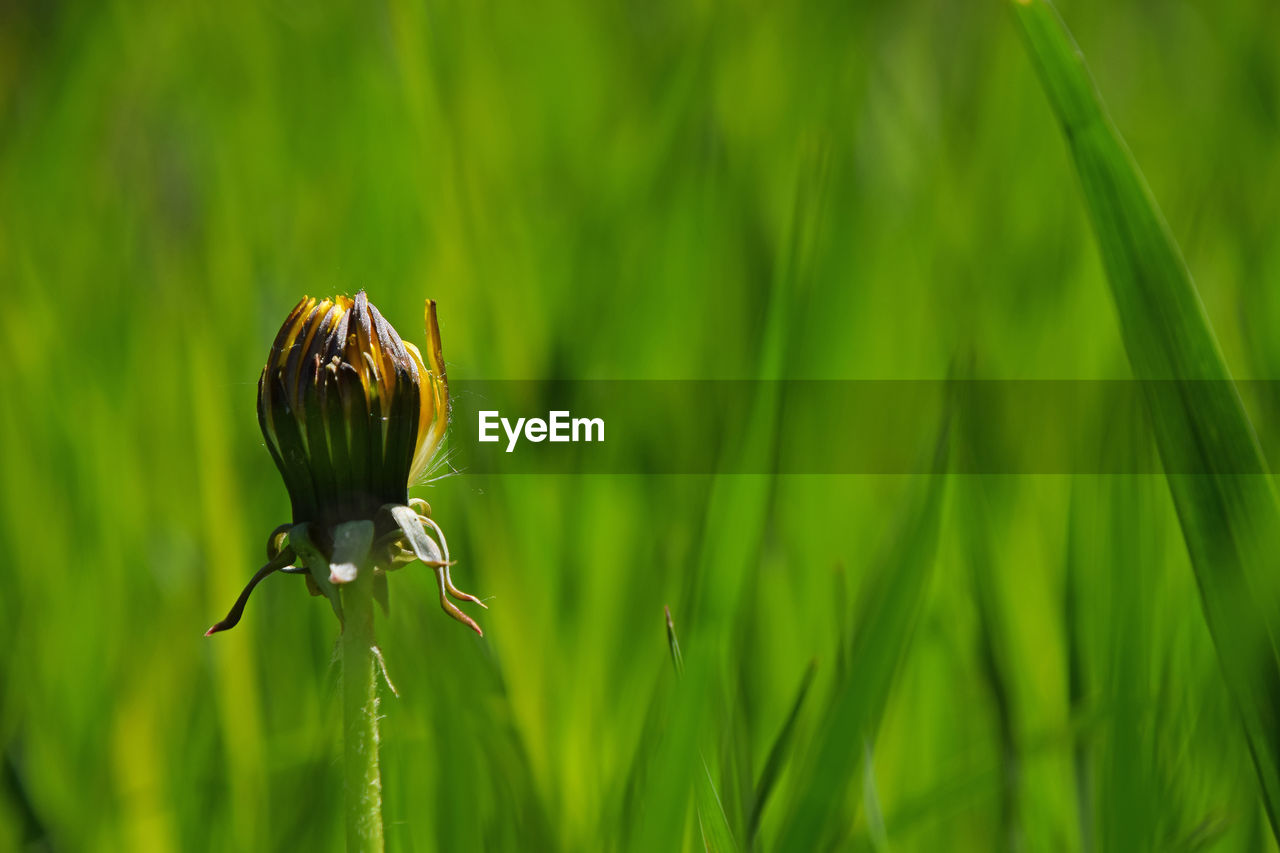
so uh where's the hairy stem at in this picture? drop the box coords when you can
[341,568,384,852]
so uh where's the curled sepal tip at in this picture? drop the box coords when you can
[434,563,483,636]
[383,503,485,635]
[206,546,297,636]
[422,515,486,636]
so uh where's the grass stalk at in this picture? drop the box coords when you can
[1011,0,1280,837]
[341,568,385,853]
[775,430,948,850]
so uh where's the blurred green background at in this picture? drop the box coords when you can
[4,0,1280,850]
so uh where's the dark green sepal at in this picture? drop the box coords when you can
[369,302,419,504]
[319,316,353,520]
[289,522,343,624]
[373,572,390,616]
[349,294,389,502]
[282,301,325,406]
[336,360,372,518]
[303,361,338,523]
[329,519,374,585]
[257,372,291,503]
[270,369,319,522]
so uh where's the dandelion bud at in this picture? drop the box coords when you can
[257,291,447,526]
[206,291,484,637]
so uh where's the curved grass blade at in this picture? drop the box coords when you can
[660,607,739,853]
[696,757,738,853]
[746,659,816,849]
[665,605,685,675]
[775,427,949,850]
[1011,0,1280,836]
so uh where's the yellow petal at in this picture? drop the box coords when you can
[405,300,450,484]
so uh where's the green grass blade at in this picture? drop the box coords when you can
[1011,0,1280,836]
[959,482,1022,851]
[696,757,739,853]
[1064,489,1095,853]
[775,436,949,850]
[747,659,816,849]
[861,741,890,853]
[653,607,740,853]
[665,604,685,675]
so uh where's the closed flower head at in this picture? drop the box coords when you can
[207,291,484,638]
[259,291,448,525]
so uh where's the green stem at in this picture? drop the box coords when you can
[341,568,384,852]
